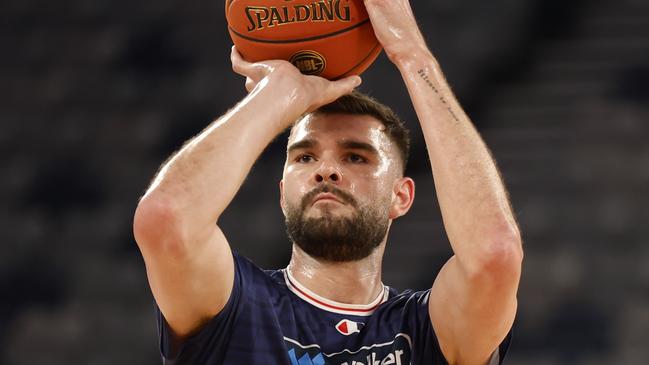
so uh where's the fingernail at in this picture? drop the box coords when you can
[353,76,362,87]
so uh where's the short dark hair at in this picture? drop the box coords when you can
[306,91,411,174]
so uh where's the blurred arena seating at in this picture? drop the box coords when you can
[0,0,647,364]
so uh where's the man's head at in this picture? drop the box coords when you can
[280,92,415,263]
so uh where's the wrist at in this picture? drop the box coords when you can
[392,47,439,74]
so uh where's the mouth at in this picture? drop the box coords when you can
[312,193,344,206]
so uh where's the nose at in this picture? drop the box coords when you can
[313,160,342,184]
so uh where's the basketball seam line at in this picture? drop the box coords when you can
[331,41,381,80]
[228,19,371,44]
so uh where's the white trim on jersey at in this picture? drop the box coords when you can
[283,267,389,316]
[284,333,413,357]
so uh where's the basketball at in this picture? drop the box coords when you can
[225,0,382,80]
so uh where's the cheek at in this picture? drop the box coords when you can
[372,158,391,179]
[365,161,395,194]
[282,170,312,203]
[350,175,393,207]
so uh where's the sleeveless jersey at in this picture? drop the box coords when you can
[155,253,512,364]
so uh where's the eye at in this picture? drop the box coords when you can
[296,154,314,163]
[347,153,367,164]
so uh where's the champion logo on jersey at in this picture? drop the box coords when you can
[336,319,364,335]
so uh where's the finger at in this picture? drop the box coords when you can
[230,46,253,76]
[230,46,271,83]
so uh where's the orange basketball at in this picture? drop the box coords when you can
[225,0,382,80]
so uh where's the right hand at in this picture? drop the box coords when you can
[230,46,362,115]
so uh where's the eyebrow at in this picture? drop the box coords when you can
[287,139,317,154]
[339,140,379,156]
[287,138,379,156]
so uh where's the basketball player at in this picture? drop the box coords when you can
[133,1,523,364]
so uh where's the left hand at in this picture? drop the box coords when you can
[363,0,431,64]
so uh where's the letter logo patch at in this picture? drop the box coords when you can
[289,50,326,76]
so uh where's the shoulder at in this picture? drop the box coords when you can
[233,252,284,280]
[370,287,435,336]
[382,287,432,310]
[359,288,450,365]
[389,287,431,301]
[231,251,287,294]
[155,254,291,363]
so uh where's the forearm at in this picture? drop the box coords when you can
[397,53,521,268]
[140,82,300,232]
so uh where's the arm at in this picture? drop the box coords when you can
[133,48,361,340]
[363,1,523,364]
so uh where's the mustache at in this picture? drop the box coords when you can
[301,184,357,210]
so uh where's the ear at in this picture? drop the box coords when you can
[279,179,286,215]
[389,177,415,220]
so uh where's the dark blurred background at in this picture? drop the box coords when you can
[1,0,648,363]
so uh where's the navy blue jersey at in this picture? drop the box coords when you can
[155,253,512,364]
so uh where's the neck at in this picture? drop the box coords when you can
[287,243,386,305]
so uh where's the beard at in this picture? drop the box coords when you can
[284,184,390,262]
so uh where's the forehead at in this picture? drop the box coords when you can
[288,113,391,150]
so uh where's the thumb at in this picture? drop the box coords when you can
[330,75,362,96]
[339,75,362,89]
[316,75,362,110]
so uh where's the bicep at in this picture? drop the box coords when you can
[138,224,235,340]
[429,255,519,365]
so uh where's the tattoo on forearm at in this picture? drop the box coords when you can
[417,69,460,122]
